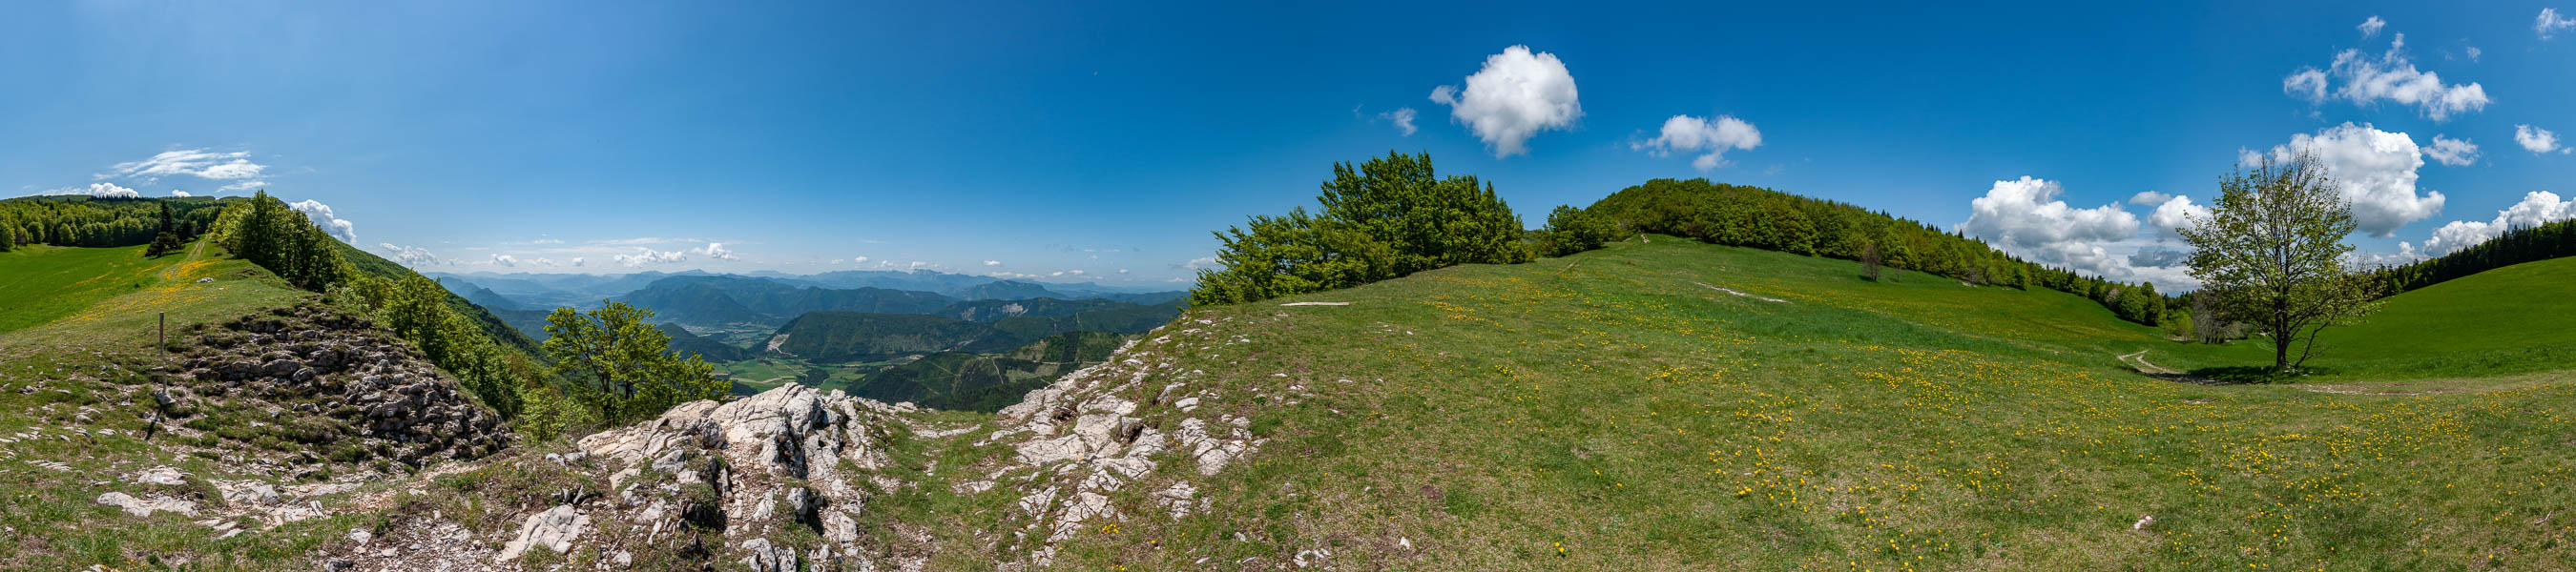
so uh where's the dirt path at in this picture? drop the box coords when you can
[156,238,209,281]
[2116,350,2180,375]
[1692,281,1787,303]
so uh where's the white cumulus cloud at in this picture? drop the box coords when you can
[2146,195,2212,241]
[490,255,520,268]
[2358,15,2386,38]
[2516,125,2567,154]
[1633,114,1762,172]
[2248,122,2445,236]
[983,260,1002,267]
[169,190,193,197]
[2128,191,2173,206]
[2423,191,2576,255]
[44,182,142,198]
[1958,177,2150,277]
[287,199,357,243]
[2423,134,2481,166]
[1429,45,1582,157]
[2284,33,2489,121]
[691,242,737,260]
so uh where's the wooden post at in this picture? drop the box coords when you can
[159,312,167,356]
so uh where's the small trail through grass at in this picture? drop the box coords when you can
[2116,349,2179,375]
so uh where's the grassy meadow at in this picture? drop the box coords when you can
[0,238,382,571]
[1014,236,2576,571]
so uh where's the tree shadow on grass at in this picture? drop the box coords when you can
[2184,365,2319,385]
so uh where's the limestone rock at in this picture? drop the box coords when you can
[96,491,197,518]
[492,504,587,563]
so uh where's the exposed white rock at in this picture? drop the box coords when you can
[135,466,187,486]
[491,504,587,563]
[96,491,197,518]
[737,538,800,572]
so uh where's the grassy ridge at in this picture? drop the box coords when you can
[2308,255,2576,379]
[0,239,348,571]
[0,244,176,333]
[0,239,305,351]
[1026,237,2576,570]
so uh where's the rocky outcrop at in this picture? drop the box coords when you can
[492,504,588,562]
[975,317,1266,567]
[174,304,515,467]
[571,382,920,571]
[295,313,1268,571]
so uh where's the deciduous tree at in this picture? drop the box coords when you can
[2179,152,2381,373]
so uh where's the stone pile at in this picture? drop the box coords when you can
[176,304,514,465]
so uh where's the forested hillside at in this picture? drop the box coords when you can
[2374,217,2576,295]
[614,276,960,326]
[1582,177,2172,325]
[0,194,227,250]
[841,330,1128,411]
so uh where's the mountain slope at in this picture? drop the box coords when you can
[335,240,545,358]
[767,311,1023,361]
[657,322,749,361]
[840,330,1129,411]
[435,276,527,311]
[613,276,959,327]
[962,237,2576,570]
[2312,255,2576,378]
[613,280,773,326]
[988,298,1184,341]
[934,297,1139,322]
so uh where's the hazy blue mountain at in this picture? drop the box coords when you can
[435,276,528,312]
[615,280,774,326]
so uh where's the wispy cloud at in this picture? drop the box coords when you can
[97,149,267,182]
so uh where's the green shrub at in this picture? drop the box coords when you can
[1191,152,1529,305]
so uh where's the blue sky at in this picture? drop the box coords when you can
[6,2,2572,289]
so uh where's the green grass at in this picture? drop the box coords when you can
[0,240,341,570]
[0,243,180,333]
[2302,255,2576,379]
[1020,236,2576,571]
[0,239,305,356]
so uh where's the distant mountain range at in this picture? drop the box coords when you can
[427,268,1179,311]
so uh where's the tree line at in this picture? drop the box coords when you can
[0,194,225,252]
[2371,217,2576,296]
[1187,156,2179,327]
[1578,178,2171,326]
